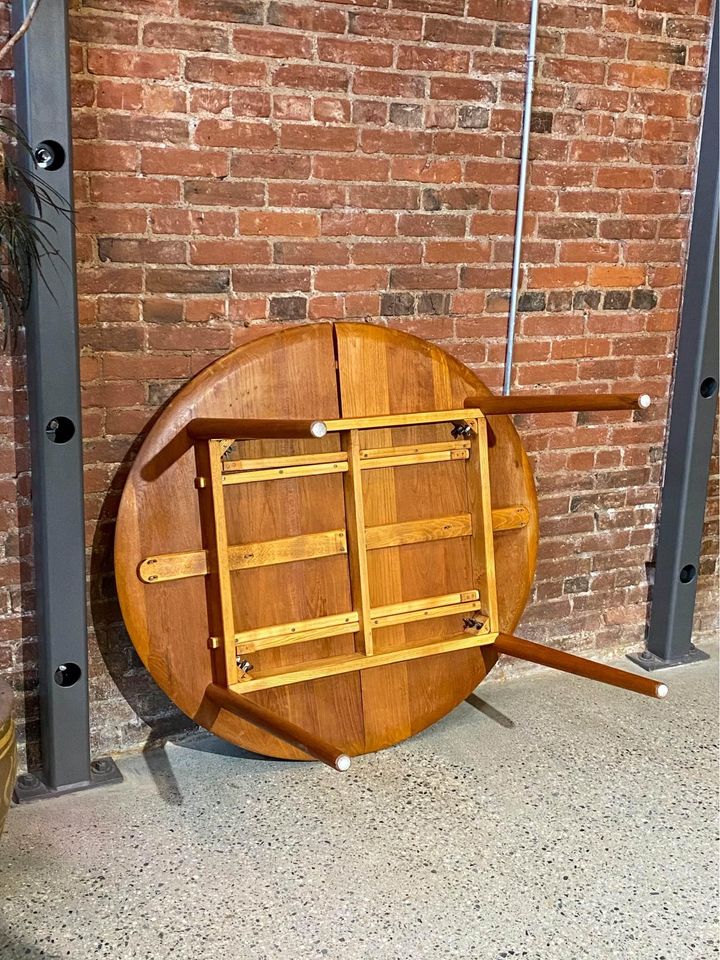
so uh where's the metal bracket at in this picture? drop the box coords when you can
[627,644,711,673]
[13,757,123,804]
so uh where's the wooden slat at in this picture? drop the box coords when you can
[223,451,348,472]
[323,408,481,432]
[360,440,471,459]
[491,505,530,532]
[235,611,360,652]
[232,631,498,693]
[372,590,478,619]
[360,449,469,471]
[221,460,348,485]
[366,513,471,549]
[139,529,348,583]
[341,429,374,656]
[467,417,500,630]
[194,439,238,685]
[372,599,482,630]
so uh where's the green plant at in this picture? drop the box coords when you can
[0,116,71,346]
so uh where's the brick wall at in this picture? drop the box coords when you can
[0,0,716,764]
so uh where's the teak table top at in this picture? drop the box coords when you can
[115,323,538,759]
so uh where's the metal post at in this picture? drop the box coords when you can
[11,0,121,799]
[628,5,718,672]
[502,0,540,396]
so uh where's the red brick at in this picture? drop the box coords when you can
[274,241,349,265]
[391,158,462,183]
[143,21,228,53]
[95,80,142,111]
[269,182,345,209]
[589,265,646,287]
[238,212,320,237]
[74,142,138,172]
[232,153,310,182]
[322,213,397,237]
[596,167,654,190]
[353,71,425,99]
[280,125,357,152]
[351,242,422,265]
[608,63,669,90]
[528,266,588,288]
[313,156,389,182]
[233,27,311,59]
[318,38,394,67]
[87,49,181,79]
[430,77,496,101]
[273,64,349,93]
[190,240,270,265]
[195,120,276,149]
[313,98,351,124]
[141,147,228,177]
[543,58,607,85]
[349,11,423,41]
[185,56,266,86]
[425,241,491,263]
[424,17,493,46]
[396,46,469,73]
[314,267,387,292]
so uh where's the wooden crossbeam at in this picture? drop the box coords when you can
[360,440,471,460]
[221,460,348,485]
[235,611,360,654]
[138,508,528,584]
[231,631,498,693]
[360,449,469,471]
[323,409,479,432]
[223,451,348,472]
[366,513,472,549]
[139,529,348,583]
[371,590,480,629]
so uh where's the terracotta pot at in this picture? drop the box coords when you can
[0,678,16,837]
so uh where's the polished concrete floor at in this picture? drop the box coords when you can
[1,648,718,960]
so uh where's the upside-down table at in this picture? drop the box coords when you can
[115,323,666,770]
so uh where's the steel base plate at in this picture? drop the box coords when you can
[627,644,711,672]
[12,756,123,804]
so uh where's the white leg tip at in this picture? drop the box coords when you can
[311,420,328,438]
[638,394,651,409]
[335,755,351,771]
[656,683,668,699]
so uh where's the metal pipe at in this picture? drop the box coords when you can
[502,0,540,396]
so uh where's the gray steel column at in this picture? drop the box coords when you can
[12,0,120,796]
[629,5,718,671]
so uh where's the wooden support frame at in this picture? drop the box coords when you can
[156,408,503,690]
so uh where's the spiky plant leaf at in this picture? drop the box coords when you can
[0,116,71,346]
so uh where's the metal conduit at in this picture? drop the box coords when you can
[502,0,540,396]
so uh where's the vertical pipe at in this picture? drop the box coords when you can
[502,0,540,396]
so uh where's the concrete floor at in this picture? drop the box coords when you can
[1,649,718,960]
